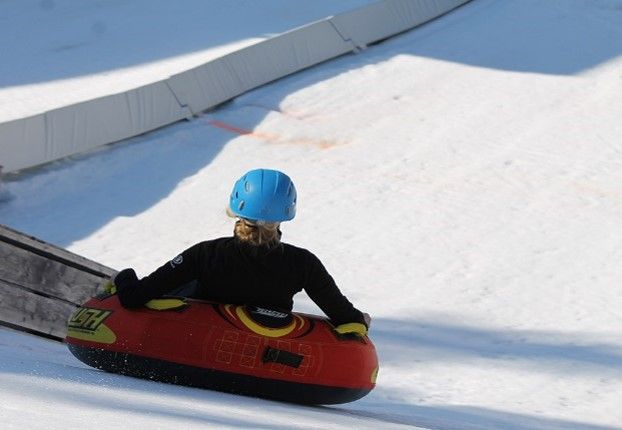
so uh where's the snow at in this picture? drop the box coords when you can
[0,0,376,122]
[2,0,622,429]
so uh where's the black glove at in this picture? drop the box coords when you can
[113,268,139,292]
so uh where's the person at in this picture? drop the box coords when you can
[112,168,371,333]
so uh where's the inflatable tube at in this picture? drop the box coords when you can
[65,293,378,404]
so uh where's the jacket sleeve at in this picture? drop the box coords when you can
[116,243,202,308]
[302,252,366,327]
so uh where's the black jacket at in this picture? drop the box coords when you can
[115,237,366,327]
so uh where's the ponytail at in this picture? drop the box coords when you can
[233,219,281,248]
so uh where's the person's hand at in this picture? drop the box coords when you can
[113,268,139,290]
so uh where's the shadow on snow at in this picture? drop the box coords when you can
[372,317,622,372]
[328,402,619,430]
[1,326,618,430]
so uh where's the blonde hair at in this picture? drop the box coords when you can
[234,219,281,247]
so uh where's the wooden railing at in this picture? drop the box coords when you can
[0,225,115,340]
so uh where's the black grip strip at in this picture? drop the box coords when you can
[262,346,304,368]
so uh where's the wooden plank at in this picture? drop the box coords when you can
[0,224,115,278]
[0,224,117,340]
[0,240,106,304]
[0,280,77,340]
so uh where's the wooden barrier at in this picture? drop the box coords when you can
[0,225,115,340]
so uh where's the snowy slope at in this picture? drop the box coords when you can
[2,0,622,429]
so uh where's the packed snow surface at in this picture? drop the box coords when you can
[2,0,622,429]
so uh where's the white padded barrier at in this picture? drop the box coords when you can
[0,0,471,174]
[0,115,46,173]
[331,0,470,48]
[168,19,357,115]
[0,83,190,173]
[44,83,191,163]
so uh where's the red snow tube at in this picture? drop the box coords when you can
[65,293,378,404]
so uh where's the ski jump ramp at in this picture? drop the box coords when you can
[0,0,471,174]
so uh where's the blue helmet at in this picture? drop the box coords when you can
[229,169,297,222]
